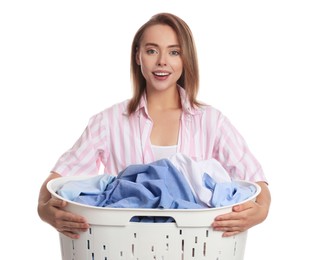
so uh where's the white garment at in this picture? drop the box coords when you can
[169,153,231,207]
[151,145,178,161]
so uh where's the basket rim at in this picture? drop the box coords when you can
[47,175,261,212]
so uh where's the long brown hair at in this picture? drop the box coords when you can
[128,13,200,115]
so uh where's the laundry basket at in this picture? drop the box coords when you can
[47,176,261,260]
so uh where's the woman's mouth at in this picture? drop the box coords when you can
[153,71,171,80]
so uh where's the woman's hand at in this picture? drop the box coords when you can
[37,172,89,239]
[38,196,89,239]
[211,181,271,237]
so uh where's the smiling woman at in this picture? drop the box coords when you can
[135,25,183,93]
[37,12,270,244]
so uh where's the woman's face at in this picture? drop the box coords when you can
[136,24,183,93]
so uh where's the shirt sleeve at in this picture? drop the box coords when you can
[51,112,109,176]
[213,115,268,183]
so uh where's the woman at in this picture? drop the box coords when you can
[38,12,271,239]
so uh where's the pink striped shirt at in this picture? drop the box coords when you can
[52,87,267,183]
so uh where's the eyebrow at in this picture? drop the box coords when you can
[145,43,181,48]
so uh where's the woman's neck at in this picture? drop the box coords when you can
[146,86,182,146]
[146,86,181,111]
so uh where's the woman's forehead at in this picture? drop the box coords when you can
[140,24,179,47]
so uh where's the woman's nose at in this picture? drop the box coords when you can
[157,53,167,66]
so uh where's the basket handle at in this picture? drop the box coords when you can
[66,204,232,228]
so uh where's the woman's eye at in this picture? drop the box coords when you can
[146,49,157,55]
[170,50,180,56]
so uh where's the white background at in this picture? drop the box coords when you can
[1,0,316,259]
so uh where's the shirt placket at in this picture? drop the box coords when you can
[138,110,154,163]
[178,111,192,156]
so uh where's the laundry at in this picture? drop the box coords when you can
[203,173,257,207]
[56,174,116,205]
[56,155,257,214]
[57,158,201,210]
[169,153,232,207]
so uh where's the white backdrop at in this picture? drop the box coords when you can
[1,0,316,259]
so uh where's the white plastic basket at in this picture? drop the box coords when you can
[47,176,261,260]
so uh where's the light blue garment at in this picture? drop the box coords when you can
[57,159,202,222]
[57,174,116,202]
[84,159,201,210]
[57,159,256,216]
[203,173,256,207]
[57,159,202,210]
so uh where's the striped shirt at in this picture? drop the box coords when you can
[52,87,267,183]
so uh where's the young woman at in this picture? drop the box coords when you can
[38,12,271,239]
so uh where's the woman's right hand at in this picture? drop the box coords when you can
[37,172,89,239]
[38,196,89,239]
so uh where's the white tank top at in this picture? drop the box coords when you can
[151,145,178,161]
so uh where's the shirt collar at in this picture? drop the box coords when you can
[125,85,203,116]
[178,85,201,116]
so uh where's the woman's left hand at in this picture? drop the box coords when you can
[211,182,271,237]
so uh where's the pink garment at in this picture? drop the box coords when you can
[52,86,267,183]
